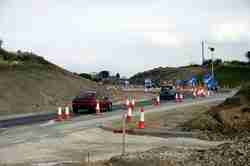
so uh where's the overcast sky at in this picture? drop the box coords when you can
[1,0,250,77]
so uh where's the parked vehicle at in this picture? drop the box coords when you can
[72,91,112,113]
[159,86,176,100]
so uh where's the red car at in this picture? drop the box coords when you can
[72,91,112,114]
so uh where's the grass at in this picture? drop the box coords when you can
[196,65,250,88]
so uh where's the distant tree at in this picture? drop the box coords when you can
[246,51,250,63]
[79,73,92,80]
[214,59,222,66]
[202,59,212,66]
[98,70,110,79]
[0,39,3,49]
[116,73,120,79]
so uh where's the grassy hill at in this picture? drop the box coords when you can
[0,48,98,116]
[130,64,250,87]
[213,65,250,87]
[130,66,206,85]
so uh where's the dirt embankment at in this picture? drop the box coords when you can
[105,85,250,166]
[109,137,250,166]
[0,49,98,116]
[181,84,250,140]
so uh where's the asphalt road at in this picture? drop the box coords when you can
[0,92,234,165]
[0,93,188,128]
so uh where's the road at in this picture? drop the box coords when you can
[0,92,234,165]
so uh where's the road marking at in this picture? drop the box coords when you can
[39,120,55,127]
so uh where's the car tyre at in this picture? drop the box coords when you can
[107,104,112,112]
[73,107,79,114]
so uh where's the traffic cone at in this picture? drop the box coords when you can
[156,96,160,105]
[56,107,63,121]
[65,106,71,120]
[96,101,101,115]
[131,98,135,108]
[175,93,180,102]
[179,94,183,102]
[138,108,145,129]
[126,98,130,107]
[193,89,197,98]
[126,106,132,122]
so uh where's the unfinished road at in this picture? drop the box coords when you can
[0,92,234,165]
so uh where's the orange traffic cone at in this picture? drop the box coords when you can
[126,98,130,107]
[126,106,132,122]
[132,98,135,108]
[56,107,63,121]
[96,101,101,115]
[175,93,180,102]
[156,96,160,105]
[65,106,71,120]
[179,94,183,102]
[138,108,145,129]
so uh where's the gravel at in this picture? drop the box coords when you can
[109,135,250,166]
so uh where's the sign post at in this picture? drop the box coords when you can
[122,112,126,155]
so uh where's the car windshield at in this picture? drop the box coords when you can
[161,86,172,91]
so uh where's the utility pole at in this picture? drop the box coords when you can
[209,47,215,78]
[0,39,3,49]
[202,40,205,65]
[122,112,126,155]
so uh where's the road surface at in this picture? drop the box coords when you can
[0,92,234,165]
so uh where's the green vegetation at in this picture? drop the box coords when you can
[0,48,97,116]
[79,73,92,80]
[213,66,250,87]
[130,60,250,88]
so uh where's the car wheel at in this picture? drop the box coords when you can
[107,104,112,111]
[73,107,79,114]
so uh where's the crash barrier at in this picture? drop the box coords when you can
[138,107,145,129]
[56,106,71,121]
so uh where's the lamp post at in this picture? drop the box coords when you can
[0,39,2,49]
[208,47,215,78]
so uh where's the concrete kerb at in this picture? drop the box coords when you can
[100,122,200,138]
[100,94,234,138]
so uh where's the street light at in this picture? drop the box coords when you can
[208,47,215,78]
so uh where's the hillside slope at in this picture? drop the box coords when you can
[129,66,206,85]
[130,64,250,87]
[0,48,97,116]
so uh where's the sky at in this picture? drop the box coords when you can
[0,0,250,77]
